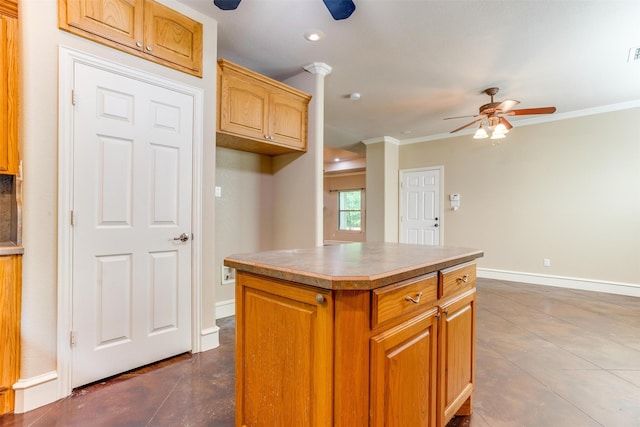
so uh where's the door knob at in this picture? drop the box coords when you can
[173,233,190,243]
[434,223,439,227]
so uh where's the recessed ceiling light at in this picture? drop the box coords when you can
[401,130,412,135]
[304,30,325,42]
[349,92,361,100]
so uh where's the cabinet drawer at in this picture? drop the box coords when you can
[372,273,437,328]
[439,263,476,298]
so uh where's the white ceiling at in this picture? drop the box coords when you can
[178,0,640,149]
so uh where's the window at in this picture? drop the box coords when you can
[338,190,363,231]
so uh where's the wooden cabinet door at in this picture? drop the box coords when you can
[0,1,18,174]
[236,273,333,427]
[268,91,308,150]
[219,72,269,142]
[370,308,438,427]
[142,0,202,74]
[0,254,22,415]
[63,0,144,50]
[437,288,476,426]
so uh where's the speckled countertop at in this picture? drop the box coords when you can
[224,242,483,290]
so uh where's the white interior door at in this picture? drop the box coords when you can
[71,62,193,387]
[400,168,442,245]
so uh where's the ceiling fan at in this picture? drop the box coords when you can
[213,0,356,20]
[445,87,556,139]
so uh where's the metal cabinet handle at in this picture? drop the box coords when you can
[405,291,423,304]
[457,274,469,283]
[173,233,190,243]
[136,41,143,48]
[316,294,325,304]
[146,45,152,52]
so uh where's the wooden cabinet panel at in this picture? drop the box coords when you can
[371,308,438,427]
[268,91,308,150]
[0,0,19,174]
[217,59,311,156]
[439,262,476,298]
[0,254,22,415]
[63,0,143,50]
[59,0,202,77]
[437,288,476,426]
[236,273,333,427]
[372,273,437,328]
[218,71,269,140]
[142,0,202,73]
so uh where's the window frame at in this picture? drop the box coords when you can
[337,189,365,233]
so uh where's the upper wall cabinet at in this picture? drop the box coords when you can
[217,59,312,156]
[0,0,19,175]
[58,0,203,77]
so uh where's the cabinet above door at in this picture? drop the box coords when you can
[58,0,203,77]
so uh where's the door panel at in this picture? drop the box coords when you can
[400,169,441,245]
[71,62,193,387]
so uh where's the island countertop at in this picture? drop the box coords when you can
[224,242,483,290]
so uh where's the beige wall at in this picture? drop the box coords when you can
[323,173,366,242]
[365,138,399,242]
[19,0,218,396]
[272,70,322,249]
[215,147,274,303]
[399,108,640,286]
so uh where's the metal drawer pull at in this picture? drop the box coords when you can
[457,274,470,283]
[316,294,325,304]
[405,292,423,304]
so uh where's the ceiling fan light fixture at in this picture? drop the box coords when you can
[494,122,509,135]
[473,126,488,139]
[490,131,506,140]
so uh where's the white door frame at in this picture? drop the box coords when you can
[399,166,444,244]
[56,46,204,397]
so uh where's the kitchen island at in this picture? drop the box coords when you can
[224,242,484,427]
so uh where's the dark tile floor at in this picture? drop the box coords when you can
[1,278,639,426]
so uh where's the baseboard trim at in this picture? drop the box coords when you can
[12,371,59,414]
[477,268,640,297]
[216,298,235,319]
[200,326,220,352]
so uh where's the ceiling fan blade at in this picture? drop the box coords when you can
[322,0,356,20]
[444,114,481,120]
[505,107,557,116]
[450,118,483,133]
[214,0,241,10]
[496,99,520,113]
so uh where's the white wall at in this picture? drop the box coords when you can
[399,107,640,290]
[19,0,218,410]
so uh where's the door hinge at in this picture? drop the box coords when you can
[70,210,75,226]
[71,90,77,106]
[70,331,76,347]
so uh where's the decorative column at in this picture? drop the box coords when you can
[303,62,332,246]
